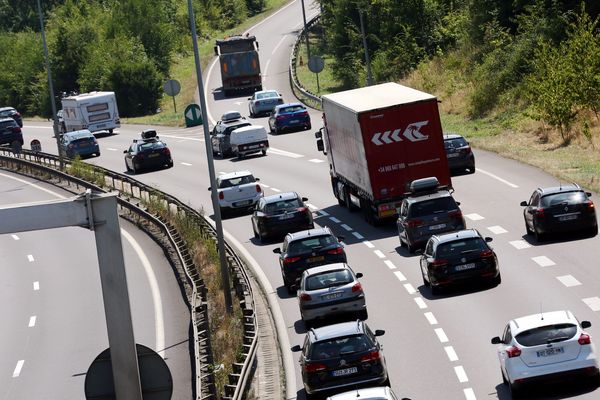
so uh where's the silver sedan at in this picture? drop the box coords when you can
[248,90,283,117]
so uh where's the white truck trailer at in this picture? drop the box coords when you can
[60,91,120,134]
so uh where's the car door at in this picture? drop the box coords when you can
[397,200,409,241]
[525,191,540,228]
[125,144,136,167]
[497,324,512,372]
[420,240,434,279]
[252,199,264,232]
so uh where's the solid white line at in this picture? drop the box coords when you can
[384,260,396,270]
[329,216,341,223]
[0,172,66,199]
[454,366,469,383]
[272,34,288,55]
[271,188,281,192]
[477,168,519,188]
[27,255,34,262]
[205,57,219,125]
[33,281,39,291]
[363,240,375,248]
[445,346,459,361]
[557,274,582,287]
[218,171,227,175]
[268,147,304,158]
[532,256,555,267]
[424,312,437,324]
[373,250,385,259]
[180,162,192,166]
[28,316,36,327]
[583,297,600,312]
[340,224,353,231]
[403,283,416,294]
[12,234,19,240]
[465,213,484,221]
[264,59,271,78]
[414,297,427,309]
[487,225,507,234]
[12,360,24,377]
[308,159,325,163]
[509,240,531,250]
[435,328,449,343]
[464,388,477,400]
[318,210,329,217]
[393,271,406,281]
[352,232,364,240]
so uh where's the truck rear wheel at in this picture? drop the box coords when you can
[344,187,358,212]
[360,198,377,225]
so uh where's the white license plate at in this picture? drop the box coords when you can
[537,347,564,357]
[290,119,299,123]
[331,367,358,377]
[429,223,447,230]
[455,263,476,271]
[447,153,460,158]
[234,200,252,206]
[323,292,343,301]
[559,214,577,221]
[248,144,259,149]
[278,213,294,220]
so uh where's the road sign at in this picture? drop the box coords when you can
[308,56,325,73]
[184,104,203,127]
[163,79,181,97]
[30,139,42,153]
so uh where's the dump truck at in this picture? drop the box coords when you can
[214,35,261,96]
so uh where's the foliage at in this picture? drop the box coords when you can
[109,60,163,117]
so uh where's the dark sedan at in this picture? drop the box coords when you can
[520,184,597,241]
[0,117,23,146]
[252,192,314,242]
[0,107,23,127]
[444,133,475,174]
[268,103,311,134]
[124,129,173,173]
[420,229,501,294]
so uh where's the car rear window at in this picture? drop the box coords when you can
[257,92,277,99]
[306,269,353,291]
[444,137,468,148]
[287,235,337,255]
[408,197,458,217]
[435,237,487,258]
[515,323,577,346]
[73,138,95,145]
[541,191,586,207]
[309,334,373,360]
[219,175,255,188]
[265,198,301,214]
[280,105,305,113]
[0,120,16,128]
[139,141,165,151]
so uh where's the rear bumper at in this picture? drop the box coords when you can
[219,194,262,210]
[430,265,500,287]
[300,295,366,321]
[261,220,313,238]
[0,133,24,145]
[537,217,597,234]
[234,140,269,156]
[507,357,599,386]
[304,368,388,394]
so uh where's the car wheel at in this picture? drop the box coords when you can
[261,149,267,156]
[258,230,267,243]
[236,151,243,160]
[533,223,544,242]
[469,164,476,174]
[132,162,139,174]
[253,226,259,239]
[509,382,522,399]
[501,368,508,385]
[407,241,416,254]
[430,277,441,295]
[358,309,368,320]
[307,123,312,130]
[125,162,131,172]
[273,127,279,135]
[167,160,173,168]
[96,152,101,157]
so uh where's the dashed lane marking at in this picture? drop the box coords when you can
[329,216,341,223]
[435,328,449,343]
[477,168,519,188]
[28,316,36,327]
[340,224,353,231]
[464,388,477,400]
[373,250,385,259]
[27,255,34,262]
[414,297,427,309]
[268,147,304,158]
[181,162,192,166]
[532,256,555,267]
[403,283,416,294]
[445,346,459,362]
[424,312,438,325]
[583,297,600,312]
[33,281,40,291]
[393,271,406,281]
[352,232,364,240]
[454,365,469,383]
[308,159,325,163]
[107,147,118,151]
[487,225,507,234]
[318,210,329,217]
[270,188,281,192]
[557,275,581,287]
[12,360,24,377]
[384,260,396,270]
[509,240,531,250]
[465,213,484,221]
[363,241,375,248]
[12,234,19,240]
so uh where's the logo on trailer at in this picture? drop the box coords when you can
[371,121,430,146]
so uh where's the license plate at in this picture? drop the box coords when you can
[455,263,476,271]
[447,153,460,158]
[290,119,299,124]
[331,367,358,377]
[97,124,106,128]
[278,213,294,220]
[429,224,446,230]
[323,292,343,300]
[248,144,259,149]
[559,214,577,221]
[149,153,160,158]
[234,200,251,207]
[308,256,325,263]
[537,347,564,357]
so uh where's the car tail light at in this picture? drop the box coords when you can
[93,138,98,144]
[535,208,545,217]
[304,362,327,373]
[136,153,144,159]
[276,116,285,121]
[299,293,312,301]
[506,346,521,358]
[448,210,462,219]
[480,249,494,258]
[360,351,380,363]
[297,111,309,117]
[586,201,595,211]
[432,259,448,267]
[11,127,21,133]
[163,148,171,156]
[256,184,262,193]
[352,282,362,292]
[460,147,472,155]
[255,101,261,106]
[297,207,308,214]
[218,191,224,200]
[327,247,344,255]
[579,333,591,345]
[407,219,424,228]
[283,256,301,265]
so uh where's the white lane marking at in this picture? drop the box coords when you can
[464,388,476,400]
[305,203,318,211]
[487,225,507,234]
[465,213,484,221]
[329,216,341,223]
[352,232,364,240]
[318,210,329,217]
[218,171,227,175]
[424,312,437,324]
[270,188,281,192]
[510,240,531,250]
[28,316,36,327]
[435,328,449,343]
[180,162,192,166]
[12,234,19,240]
[340,224,353,231]
[384,260,396,270]
[414,297,427,309]
[27,255,35,262]
[557,275,582,287]
[24,125,53,129]
[393,271,406,281]
[260,183,270,188]
[33,281,40,291]
[583,297,600,312]
[445,346,459,361]
[373,250,385,259]
[363,240,375,248]
[107,147,119,151]
[454,365,469,383]
[403,283,416,294]
[263,59,271,78]
[477,168,519,188]
[0,172,66,199]
[308,159,325,163]
[532,256,555,267]
[121,229,165,357]
[272,34,288,55]
[268,147,304,158]
[13,360,25,377]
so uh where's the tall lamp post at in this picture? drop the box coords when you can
[300,0,311,59]
[358,6,374,86]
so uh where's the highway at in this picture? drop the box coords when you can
[0,171,192,399]
[16,0,600,399]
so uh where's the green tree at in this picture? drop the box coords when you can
[109,61,162,117]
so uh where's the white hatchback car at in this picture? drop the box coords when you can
[491,310,600,398]
[326,386,400,400]
[209,170,263,215]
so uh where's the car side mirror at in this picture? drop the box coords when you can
[491,336,502,345]
[337,236,345,242]
[316,138,324,152]
[485,237,493,242]
[582,321,592,329]
[255,177,260,182]
[123,150,127,153]
[456,201,461,206]
[315,130,322,139]
[301,197,308,201]
[374,329,385,337]
[207,187,212,191]
[273,248,282,254]
[291,345,302,352]
[586,192,592,197]
[520,201,528,206]
[356,272,363,278]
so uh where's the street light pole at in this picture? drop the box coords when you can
[36,0,64,170]
[300,0,311,59]
[187,0,233,314]
[358,7,374,86]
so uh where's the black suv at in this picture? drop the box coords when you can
[444,133,475,174]
[251,192,314,243]
[124,129,173,173]
[291,320,389,399]
[520,184,597,241]
[397,177,465,253]
[273,227,346,293]
[0,107,23,127]
[0,117,24,146]
[210,111,251,158]
[420,229,501,294]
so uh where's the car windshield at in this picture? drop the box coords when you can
[435,237,487,258]
[279,105,305,114]
[306,269,353,291]
[265,198,301,214]
[444,137,468,149]
[219,175,255,188]
[309,334,373,360]
[515,323,577,346]
[138,141,165,151]
[408,197,458,217]
[541,191,586,207]
[287,235,337,255]
[257,92,277,99]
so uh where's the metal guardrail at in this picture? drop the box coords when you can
[0,150,257,400]
[289,15,323,110]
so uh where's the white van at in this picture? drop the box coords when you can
[229,125,269,158]
[60,91,120,134]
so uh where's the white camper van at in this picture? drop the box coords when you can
[229,125,269,158]
[60,91,120,134]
